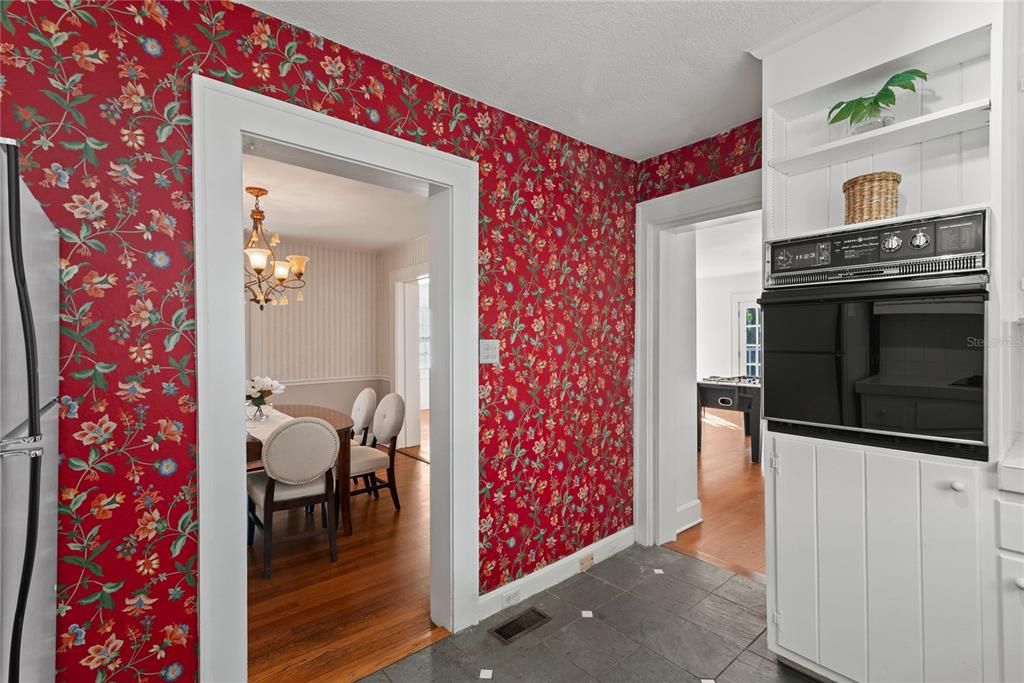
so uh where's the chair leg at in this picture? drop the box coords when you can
[320,502,327,529]
[262,481,275,579]
[305,504,314,515]
[325,472,338,563]
[386,467,400,510]
[362,474,374,497]
[247,498,256,547]
[371,473,380,499]
[262,509,273,578]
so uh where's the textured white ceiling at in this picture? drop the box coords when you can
[248,0,838,160]
[242,150,429,251]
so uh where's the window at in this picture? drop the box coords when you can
[738,300,762,378]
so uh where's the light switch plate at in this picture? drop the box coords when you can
[480,339,500,365]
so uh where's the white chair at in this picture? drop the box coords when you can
[247,417,340,578]
[350,387,378,497]
[348,393,405,511]
[351,387,377,446]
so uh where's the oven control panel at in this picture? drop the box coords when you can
[765,210,985,288]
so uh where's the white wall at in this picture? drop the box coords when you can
[695,213,763,379]
[695,272,762,378]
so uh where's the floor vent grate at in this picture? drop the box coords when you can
[488,607,551,644]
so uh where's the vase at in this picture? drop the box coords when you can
[247,401,271,421]
[850,107,895,135]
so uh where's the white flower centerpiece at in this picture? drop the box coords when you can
[246,376,285,420]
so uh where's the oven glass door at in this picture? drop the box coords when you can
[762,293,985,443]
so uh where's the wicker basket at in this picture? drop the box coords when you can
[842,171,901,224]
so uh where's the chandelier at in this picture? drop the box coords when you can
[243,186,309,309]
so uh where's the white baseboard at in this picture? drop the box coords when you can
[674,499,703,535]
[476,526,636,624]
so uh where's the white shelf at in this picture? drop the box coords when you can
[770,98,991,176]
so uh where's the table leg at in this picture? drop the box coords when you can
[340,431,353,536]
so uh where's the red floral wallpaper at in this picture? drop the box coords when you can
[2,0,760,678]
[636,118,762,203]
[1,1,638,679]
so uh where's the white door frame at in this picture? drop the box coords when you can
[633,170,762,546]
[391,263,429,448]
[192,76,480,681]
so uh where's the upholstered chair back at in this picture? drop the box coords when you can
[372,393,406,446]
[261,417,339,485]
[351,387,377,435]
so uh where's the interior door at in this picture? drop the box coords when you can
[394,279,420,448]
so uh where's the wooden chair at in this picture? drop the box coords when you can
[346,393,405,512]
[247,417,340,578]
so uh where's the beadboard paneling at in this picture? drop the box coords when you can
[770,55,991,239]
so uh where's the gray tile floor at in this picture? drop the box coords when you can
[359,545,813,683]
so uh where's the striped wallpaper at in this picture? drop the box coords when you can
[246,235,430,385]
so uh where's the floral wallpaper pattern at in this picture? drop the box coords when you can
[636,118,762,203]
[2,0,759,679]
[0,1,639,679]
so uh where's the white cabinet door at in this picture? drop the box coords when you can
[773,437,818,662]
[865,452,924,682]
[816,444,866,681]
[920,460,982,682]
[1001,554,1024,683]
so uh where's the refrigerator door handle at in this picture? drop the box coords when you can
[4,142,41,440]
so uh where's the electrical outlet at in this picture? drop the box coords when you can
[501,589,521,608]
[578,553,594,572]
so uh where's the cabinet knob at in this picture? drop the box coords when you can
[950,481,966,492]
[1015,578,1024,591]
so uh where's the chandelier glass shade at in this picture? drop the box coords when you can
[243,186,309,309]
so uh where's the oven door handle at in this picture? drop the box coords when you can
[758,273,989,305]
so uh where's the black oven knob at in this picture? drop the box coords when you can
[910,231,931,249]
[882,234,903,253]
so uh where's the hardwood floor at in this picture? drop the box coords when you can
[665,408,766,578]
[247,452,447,682]
[398,409,430,463]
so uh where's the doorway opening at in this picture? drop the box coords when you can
[240,137,445,680]
[664,210,766,578]
[192,77,480,682]
[394,271,431,463]
[633,169,761,565]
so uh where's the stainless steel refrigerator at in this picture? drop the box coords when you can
[1,139,59,682]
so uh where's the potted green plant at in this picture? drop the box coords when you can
[828,69,928,134]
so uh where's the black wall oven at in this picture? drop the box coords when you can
[760,211,987,460]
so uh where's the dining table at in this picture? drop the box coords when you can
[246,403,355,535]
